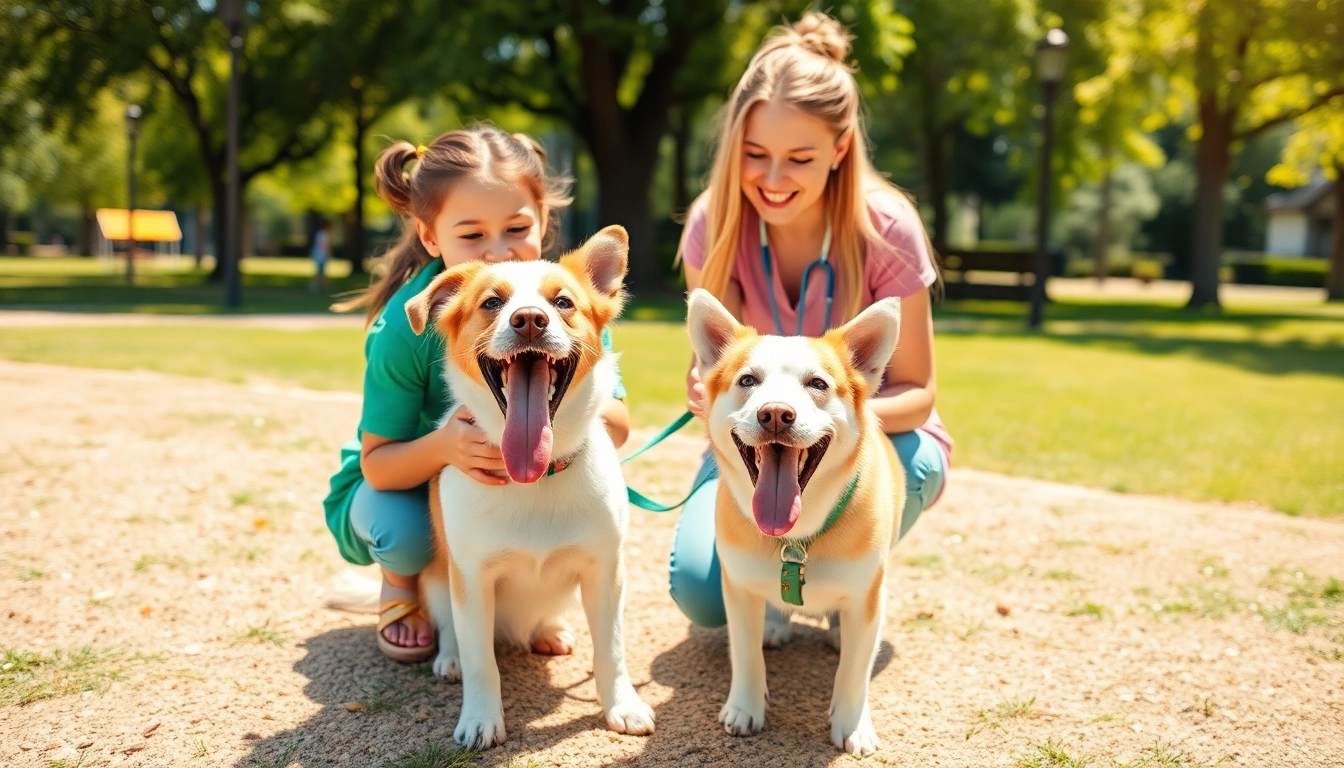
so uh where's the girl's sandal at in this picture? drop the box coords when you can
[376,598,437,664]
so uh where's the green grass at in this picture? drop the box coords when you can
[3,258,1342,514]
[381,741,480,768]
[1015,739,1094,768]
[1115,741,1226,767]
[0,255,363,314]
[0,646,144,707]
[234,621,287,647]
[966,695,1037,739]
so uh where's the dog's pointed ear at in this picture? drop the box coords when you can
[570,225,628,298]
[405,263,480,335]
[836,297,901,391]
[687,289,741,370]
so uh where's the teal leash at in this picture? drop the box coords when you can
[620,410,707,512]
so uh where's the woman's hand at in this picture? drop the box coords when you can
[439,406,508,486]
[687,364,707,419]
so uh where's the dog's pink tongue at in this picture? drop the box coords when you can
[752,445,802,536]
[502,357,553,483]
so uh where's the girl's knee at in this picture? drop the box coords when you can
[349,484,433,575]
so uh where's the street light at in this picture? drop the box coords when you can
[1028,27,1069,330]
[124,104,141,285]
[220,0,245,309]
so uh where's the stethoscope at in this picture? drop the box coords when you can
[760,217,835,336]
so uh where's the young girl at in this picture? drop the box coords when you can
[669,12,953,628]
[325,128,631,663]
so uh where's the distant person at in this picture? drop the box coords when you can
[322,128,631,663]
[308,220,332,294]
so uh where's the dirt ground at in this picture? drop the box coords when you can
[1,359,1341,768]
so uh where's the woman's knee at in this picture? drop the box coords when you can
[668,475,727,628]
[348,483,433,576]
[890,431,945,498]
[890,430,948,539]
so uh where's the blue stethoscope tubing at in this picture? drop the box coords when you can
[760,217,835,336]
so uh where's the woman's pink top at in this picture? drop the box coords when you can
[682,191,953,464]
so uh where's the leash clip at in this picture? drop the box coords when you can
[780,542,807,565]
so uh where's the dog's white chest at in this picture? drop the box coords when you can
[719,546,881,616]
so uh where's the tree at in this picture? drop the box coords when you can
[413,0,754,292]
[1068,0,1167,279]
[9,1,340,285]
[1137,0,1344,308]
[39,92,132,255]
[1268,99,1344,300]
[890,0,1033,248]
[310,0,424,273]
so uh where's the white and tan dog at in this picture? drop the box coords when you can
[687,288,906,756]
[405,226,654,750]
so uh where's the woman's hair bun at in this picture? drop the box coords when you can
[791,12,852,63]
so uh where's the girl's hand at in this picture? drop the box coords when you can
[440,406,508,486]
[687,365,707,419]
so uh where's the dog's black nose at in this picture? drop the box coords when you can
[757,402,795,434]
[510,307,548,342]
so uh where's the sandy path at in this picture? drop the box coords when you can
[0,360,1340,767]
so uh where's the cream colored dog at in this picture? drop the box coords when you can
[687,288,906,756]
[404,227,654,750]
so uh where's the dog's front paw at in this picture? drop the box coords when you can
[454,707,506,750]
[719,698,766,737]
[605,693,656,736]
[762,606,793,649]
[432,652,461,682]
[529,619,575,656]
[831,711,880,756]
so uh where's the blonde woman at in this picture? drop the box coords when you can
[670,12,953,628]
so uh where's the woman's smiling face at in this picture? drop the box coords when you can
[740,99,850,227]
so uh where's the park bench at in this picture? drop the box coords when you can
[938,247,1063,301]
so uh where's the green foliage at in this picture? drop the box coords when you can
[1054,163,1161,259]
[1228,258,1329,289]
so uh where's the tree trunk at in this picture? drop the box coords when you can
[671,105,692,215]
[1328,165,1344,301]
[78,203,96,257]
[915,65,951,249]
[1187,96,1233,309]
[349,89,368,275]
[1094,164,1113,282]
[208,182,227,281]
[193,205,206,268]
[593,151,660,293]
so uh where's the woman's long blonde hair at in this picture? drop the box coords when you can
[690,12,932,320]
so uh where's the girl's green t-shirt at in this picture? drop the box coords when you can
[322,260,625,565]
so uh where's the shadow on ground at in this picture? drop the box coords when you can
[237,621,895,767]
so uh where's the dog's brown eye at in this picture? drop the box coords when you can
[738,374,757,388]
[808,377,828,391]
[553,296,574,310]
[482,296,504,311]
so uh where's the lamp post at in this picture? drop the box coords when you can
[220,0,245,309]
[124,104,141,285]
[1028,28,1069,330]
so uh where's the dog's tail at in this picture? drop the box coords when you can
[323,568,381,614]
